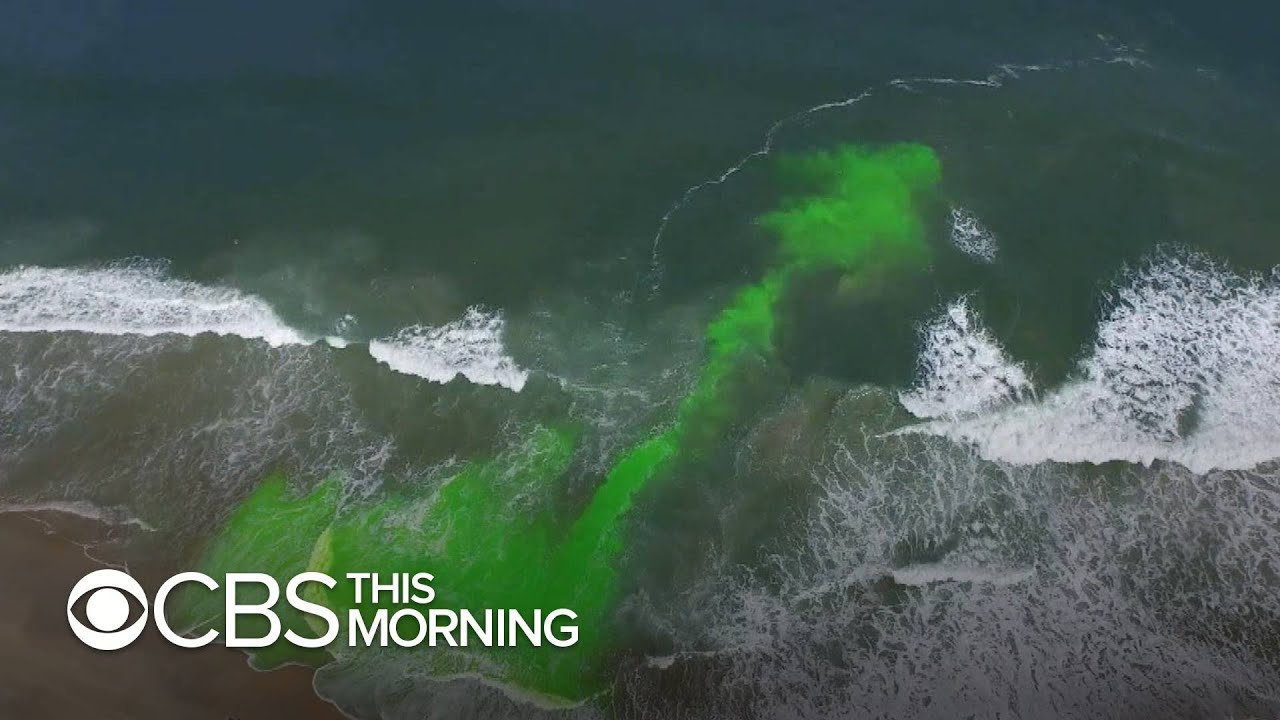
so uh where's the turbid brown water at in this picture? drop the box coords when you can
[0,512,347,720]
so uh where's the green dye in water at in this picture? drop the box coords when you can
[180,142,942,702]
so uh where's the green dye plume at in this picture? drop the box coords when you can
[178,426,610,699]
[180,142,941,702]
[562,143,940,562]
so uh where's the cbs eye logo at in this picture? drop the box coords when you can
[66,568,149,650]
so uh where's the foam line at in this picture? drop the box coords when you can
[891,563,1036,587]
[0,500,156,531]
[644,38,1147,294]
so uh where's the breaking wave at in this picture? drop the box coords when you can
[0,262,529,392]
[369,307,530,391]
[899,297,1033,419]
[617,386,1280,720]
[0,262,305,346]
[905,250,1280,473]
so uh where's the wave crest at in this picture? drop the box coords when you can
[906,250,1280,473]
[0,262,305,346]
[369,307,529,391]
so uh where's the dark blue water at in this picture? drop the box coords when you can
[2,2,1272,306]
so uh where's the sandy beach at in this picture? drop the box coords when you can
[0,512,349,720]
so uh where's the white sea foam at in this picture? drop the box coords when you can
[0,329,396,532]
[906,251,1280,473]
[369,307,529,391]
[890,562,1035,587]
[948,206,998,263]
[640,388,1280,719]
[899,298,1032,419]
[0,263,530,392]
[0,263,307,346]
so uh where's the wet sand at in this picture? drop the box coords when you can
[0,512,349,720]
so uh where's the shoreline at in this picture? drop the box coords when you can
[0,510,350,720]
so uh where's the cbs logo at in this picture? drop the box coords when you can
[66,568,341,651]
[66,569,150,651]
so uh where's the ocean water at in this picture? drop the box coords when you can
[3,2,1280,718]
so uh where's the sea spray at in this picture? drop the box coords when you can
[181,143,943,701]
